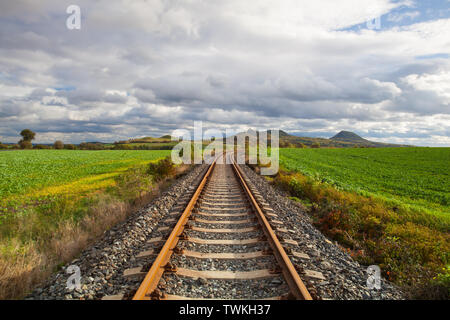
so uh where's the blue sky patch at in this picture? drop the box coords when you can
[416,53,450,60]
[341,0,450,32]
[53,86,76,92]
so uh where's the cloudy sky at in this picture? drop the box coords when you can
[0,0,449,146]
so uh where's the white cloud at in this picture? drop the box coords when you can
[0,0,448,145]
[402,71,450,101]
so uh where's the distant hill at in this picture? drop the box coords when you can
[115,136,173,144]
[331,131,368,142]
[328,131,410,148]
[230,129,410,148]
[273,130,291,138]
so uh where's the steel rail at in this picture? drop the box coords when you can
[229,153,313,300]
[133,159,217,300]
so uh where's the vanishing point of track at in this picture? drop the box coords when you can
[132,153,312,300]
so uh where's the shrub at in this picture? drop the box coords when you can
[79,143,105,150]
[311,142,320,148]
[33,144,51,149]
[0,143,7,150]
[114,144,132,150]
[64,144,76,150]
[19,140,32,149]
[314,207,354,247]
[147,157,175,181]
[54,141,64,149]
[434,267,450,298]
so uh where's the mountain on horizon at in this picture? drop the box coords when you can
[331,131,367,142]
[281,130,410,148]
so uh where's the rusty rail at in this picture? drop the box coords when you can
[133,152,311,300]
[229,153,312,300]
[133,159,217,300]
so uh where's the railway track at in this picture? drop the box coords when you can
[128,153,313,300]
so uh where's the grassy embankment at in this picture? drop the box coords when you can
[0,150,179,299]
[274,148,449,299]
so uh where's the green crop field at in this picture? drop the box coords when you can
[280,148,450,219]
[0,150,171,206]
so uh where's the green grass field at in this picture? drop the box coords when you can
[280,148,450,219]
[0,150,171,201]
[277,147,449,295]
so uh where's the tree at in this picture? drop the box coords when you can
[19,140,33,149]
[54,140,64,149]
[311,142,321,149]
[20,129,36,142]
[19,129,36,149]
[64,144,76,150]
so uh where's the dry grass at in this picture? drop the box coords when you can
[0,196,131,299]
[0,241,44,299]
[0,159,190,299]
